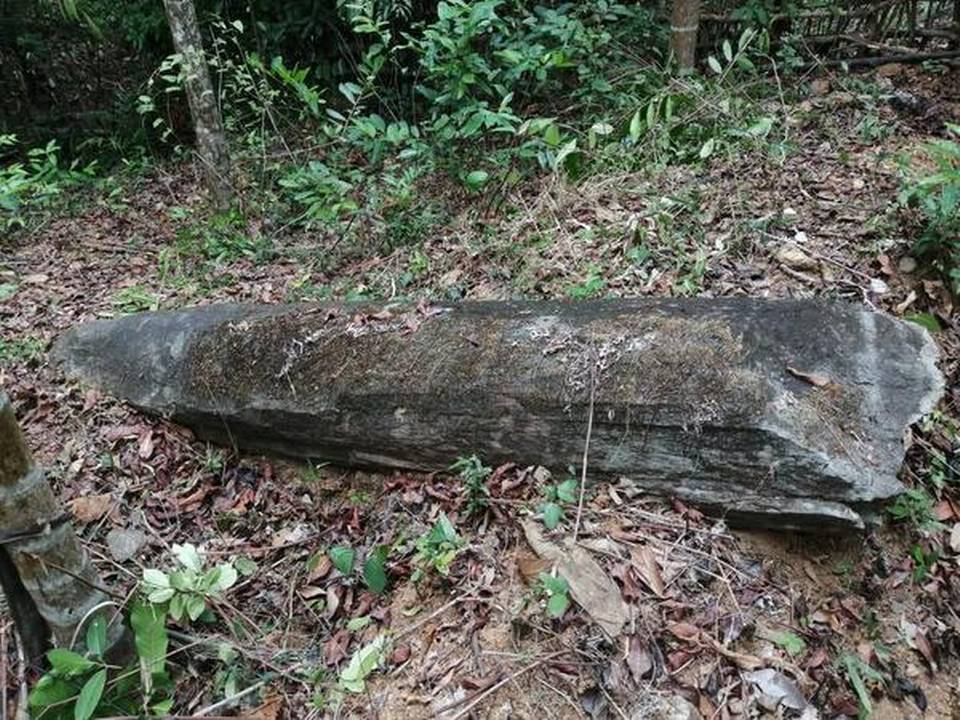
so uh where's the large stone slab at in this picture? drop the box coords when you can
[52,299,944,530]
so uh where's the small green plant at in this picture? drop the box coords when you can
[29,604,173,720]
[887,488,942,533]
[328,545,357,576]
[326,543,390,594]
[0,336,44,366]
[538,476,578,530]
[839,652,885,719]
[111,285,160,314]
[451,454,491,516]
[278,160,359,227]
[899,125,960,293]
[566,266,606,299]
[770,630,806,657]
[411,513,463,582]
[537,571,571,619]
[173,208,270,264]
[911,544,940,582]
[0,135,96,228]
[141,543,238,623]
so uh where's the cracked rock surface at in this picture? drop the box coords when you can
[53,298,944,531]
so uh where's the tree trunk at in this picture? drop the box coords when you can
[162,0,232,208]
[670,0,702,71]
[53,299,944,532]
[0,395,123,655]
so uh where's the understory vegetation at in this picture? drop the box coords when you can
[2,1,960,719]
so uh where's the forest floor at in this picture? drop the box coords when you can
[2,62,960,719]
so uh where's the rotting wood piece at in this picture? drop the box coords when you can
[52,298,945,532]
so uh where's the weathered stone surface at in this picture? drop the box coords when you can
[53,299,944,531]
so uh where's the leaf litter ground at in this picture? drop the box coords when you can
[2,63,960,719]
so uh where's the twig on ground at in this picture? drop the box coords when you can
[433,650,569,719]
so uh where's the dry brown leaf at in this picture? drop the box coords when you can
[912,629,937,672]
[68,493,112,524]
[515,552,550,584]
[630,545,665,598]
[521,520,627,638]
[244,693,283,720]
[626,636,653,682]
[299,585,325,600]
[667,622,701,643]
[786,366,832,388]
[137,429,154,460]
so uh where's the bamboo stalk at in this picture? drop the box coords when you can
[670,0,702,70]
[0,394,124,656]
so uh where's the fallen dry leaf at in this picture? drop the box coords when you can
[246,693,283,720]
[626,636,653,682]
[744,668,809,711]
[522,520,628,638]
[786,366,833,388]
[137,429,154,459]
[68,493,112,524]
[668,622,702,643]
[630,545,665,597]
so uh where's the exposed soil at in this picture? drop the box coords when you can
[2,64,960,719]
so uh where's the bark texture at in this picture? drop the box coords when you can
[53,299,944,532]
[0,394,119,651]
[162,0,232,207]
[671,0,702,70]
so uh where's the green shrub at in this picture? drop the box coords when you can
[899,125,960,293]
[0,135,96,228]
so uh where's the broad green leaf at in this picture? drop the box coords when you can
[47,649,94,675]
[464,170,489,191]
[547,592,570,618]
[346,615,372,632]
[329,546,356,576]
[338,635,387,693]
[214,564,238,592]
[234,557,258,576]
[29,674,77,707]
[555,139,578,170]
[75,669,106,720]
[85,615,107,658]
[142,569,169,588]
[172,543,203,573]
[130,600,168,679]
[538,572,568,596]
[544,123,561,147]
[169,593,186,622]
[186,594,206,621]
[363,546,389,595]
[771,631,806,657]
[556,479,578,504]
[541,502,563,530]
[906,313,941,333]
[708,55,723,75]
[629,110,642,141]
[0,284,17,302]
[699,138,716,159]
[440,513,459,543]
[148,587,176,603]
[722,39,733,62]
